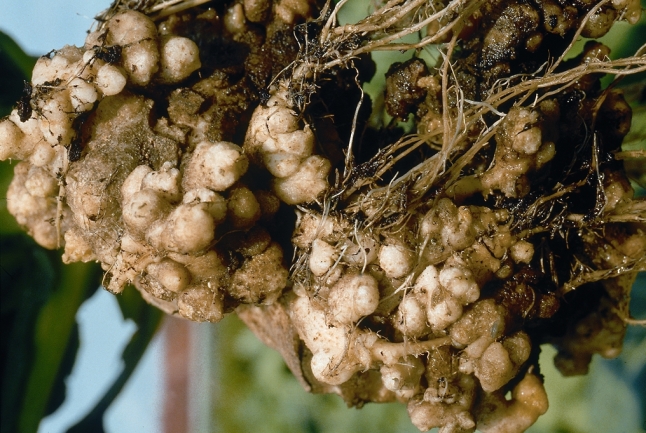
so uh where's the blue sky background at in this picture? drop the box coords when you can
[0,2,164,432]
[2,1,107,55]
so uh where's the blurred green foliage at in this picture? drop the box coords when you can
[213,304,645,433]
[213,314,421,433]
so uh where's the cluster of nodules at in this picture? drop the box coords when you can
[0,9,203,247]
[453,0,642,93]
[283,32,642,433]
[0,1,320,321]
[0,10,202,161]
[1,1,644,432]
[287,188,557,432]
[243,87,331,204]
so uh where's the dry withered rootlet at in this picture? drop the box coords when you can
[1,0,645,431]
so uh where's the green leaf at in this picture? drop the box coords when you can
[0,235,56,433]
[0,31,37,117]
[16,260,101,433]
[44,322,80,417]
[66,288,163,433]
[0,31,36,78]
[0,231,102,433]
[115,283,152,322]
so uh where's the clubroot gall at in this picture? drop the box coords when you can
[1,0,645,431]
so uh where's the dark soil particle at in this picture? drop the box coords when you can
[385,58,429,119]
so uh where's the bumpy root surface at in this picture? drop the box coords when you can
[2,0,645,431]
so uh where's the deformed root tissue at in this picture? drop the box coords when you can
[1,0,645,431]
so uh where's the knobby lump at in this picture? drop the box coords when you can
[1,0,645,432]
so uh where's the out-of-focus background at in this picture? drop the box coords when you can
[0,1,644,433]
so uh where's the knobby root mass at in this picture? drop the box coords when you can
[1,0,645,431]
